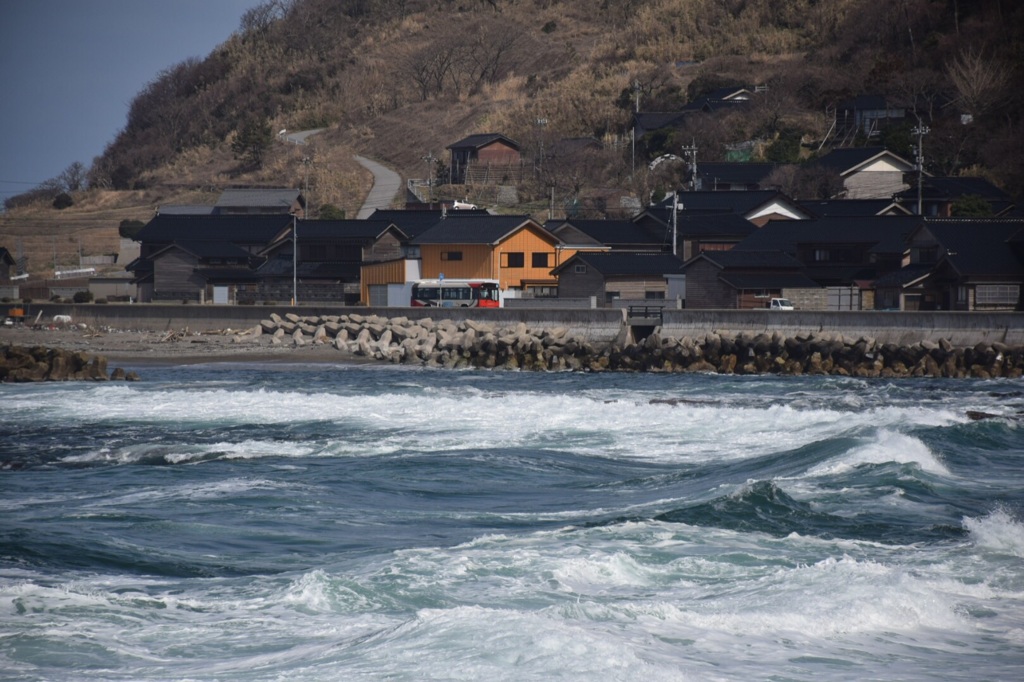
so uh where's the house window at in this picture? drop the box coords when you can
[957,286,968,304]
[814,249,829,262]
[528,285,557,298]
[532,252,551,268]
[605,291,620,303]
[645,291,665,299]
[441,251,463,261]
[574,264,587,274]
[501,252,525,268]
[975,284,1019,306]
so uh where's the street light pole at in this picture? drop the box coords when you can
[911,122,930,216]
[292,212,298,306]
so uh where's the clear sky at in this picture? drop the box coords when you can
[0,0,263,203]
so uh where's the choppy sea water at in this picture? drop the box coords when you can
[2,363,1023,681]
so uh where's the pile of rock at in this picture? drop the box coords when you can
[249,312,1024,378]
[1,345,139,382]
[617,331,1024,378]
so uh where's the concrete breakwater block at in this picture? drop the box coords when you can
[257,313,1024,378]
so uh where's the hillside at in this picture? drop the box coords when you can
[2,0,1022,278]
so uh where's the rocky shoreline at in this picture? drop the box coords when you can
[247,312,1024,379]
[1,344,139,383]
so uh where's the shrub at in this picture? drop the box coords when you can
[95,298,108,304]
[118,219,145,239]
[52,192,74,209]
[73,291,94,303]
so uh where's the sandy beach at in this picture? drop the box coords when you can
[0,324,353,366]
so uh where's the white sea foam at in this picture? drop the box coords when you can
[807,429,951,477]
[964,509,1024,557]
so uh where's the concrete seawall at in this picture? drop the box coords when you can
[12,304,1024,346]
[660,310,1024,346]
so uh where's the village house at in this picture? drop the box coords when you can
[256,220,406,305]
[213,188,305,217]
[551,252,685,305]
[636,190,811,230]
[730,215,923,309]
[544,219,664,252]
[127,214,293,302]
[810,147,915,200]
[410,214,563,298]
[831,94,910,143]
[696,162,779,191]
[893,176,1016,217]
[0,246,14,281]
[896,218,1024,311]
[446,133,522,185]
[682,250,819,309]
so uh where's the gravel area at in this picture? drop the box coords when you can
[0,324,353,366]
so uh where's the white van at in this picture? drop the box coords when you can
[769,298,794,310]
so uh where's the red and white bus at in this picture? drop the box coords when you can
[410,279,501,307]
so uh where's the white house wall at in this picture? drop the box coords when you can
[749,201,805,221]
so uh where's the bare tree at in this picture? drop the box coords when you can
[947,48,1011,119]
[59,162,88,192]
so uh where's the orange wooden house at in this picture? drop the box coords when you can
[412,214,567,297]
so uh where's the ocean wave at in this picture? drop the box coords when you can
[963,509,1024,557]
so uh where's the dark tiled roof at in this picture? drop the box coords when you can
[813,147,910,174]
[215,188,301,208]
[698,163,778,188]
[675,213,760,239]
[652,190,797,215]
[720,273,820,289]
[873,264,933,288]
[733,216,923,255]
[367,209,489,239]
[633,112,688,130]
[0,247,14,265]
[837,94,890,111]
[410,215,540,245]
[554,252,684,276]
[922,218,1024,276]
[156,204,215,215]
[135,214,293,244]
[194,267,260,282]
[895,176,1012,201]
[447,133,519,150]
[296,220,401,241]
[256,255,360,280]
[546,219,665,247]
[166,241,253,259]
[799,199,909,217]
[694,249,804,269]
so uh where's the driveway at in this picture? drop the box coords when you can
[355,155,402,218]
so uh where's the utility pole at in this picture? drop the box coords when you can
[911,121,929,216]
[422,152,435,207]
[680,141,698,191]
[292,212,298,306]
[631,80,641,178]
[671,192,680,257]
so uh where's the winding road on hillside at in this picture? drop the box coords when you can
[354,155,402,218]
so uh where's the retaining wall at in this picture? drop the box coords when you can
[11,303,1024,347]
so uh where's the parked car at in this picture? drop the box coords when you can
[769,298,794,310]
